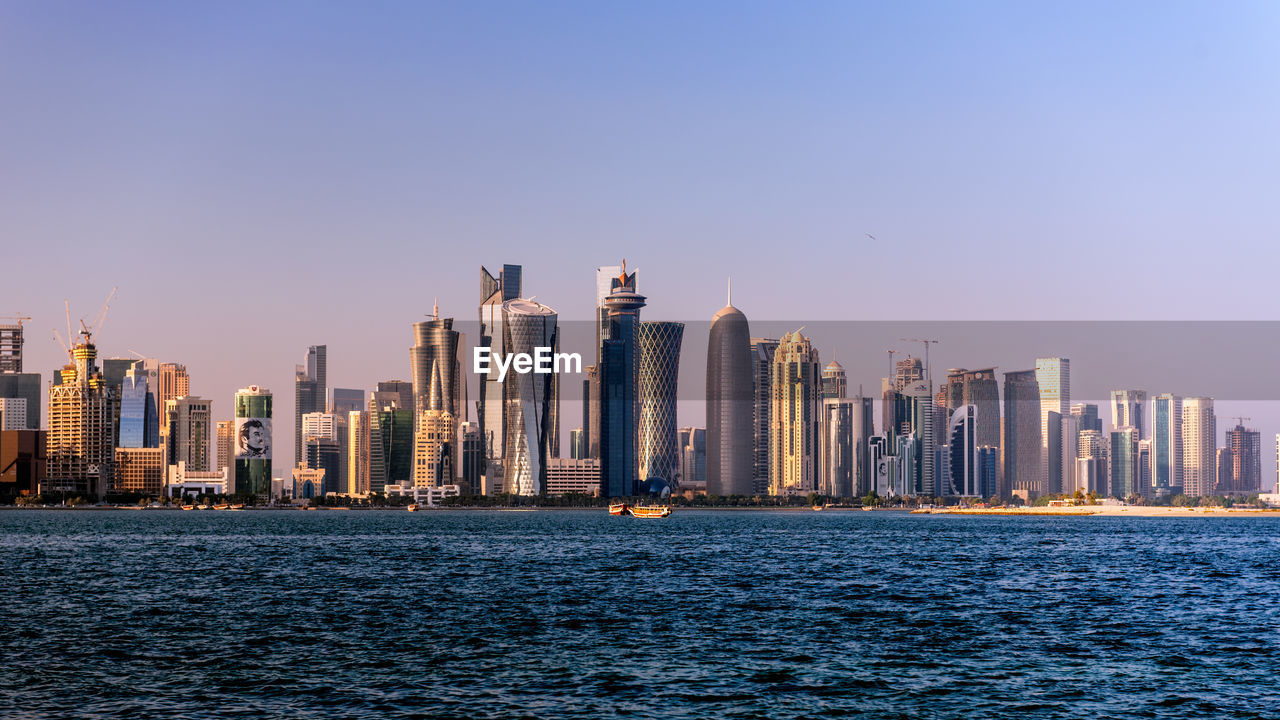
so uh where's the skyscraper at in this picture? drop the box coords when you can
[942,368,1000,450]
[1110,426,1138,499]
[821,398,854,497]
[945,405,978,497]
[166,396,211,473]
[1070,403,1103,433]
[348,409,369,495]
[413,361,455,488]
[1003,369,1040,499]
[412,305,464,482]
[233,385,272,498]
[750,338,779,494]
[1222,423,1261,494]
[637,321,684,485]
[478,264,522,481]
[331,388,365,415]
[821,360,847,400]
[851,392,875,496]
[118,361,159,449]
[503,298,560,496]
[45,333,117,498]
[369,390,412,492]
[294,345,326,470]
[599,265,644,497]
[1150,394,1182,496]
[769,329,820,496]
[156,362,189,441]
[707,288,753,497]
[1110,389,1148,439]
[900,379,935,497]
[1036,358,1069,496]
[0,322,23,373]
[678,427,706,489]
[1181,397,1215,497]
[216,420,234,475]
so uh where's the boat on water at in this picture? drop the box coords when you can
[180,504,195,511]
[197,504,210,510]
[229,504,244,510]
[407,504,419,512]
[812,505,826,511]
[609,503,671,518]
[213,503,229,511]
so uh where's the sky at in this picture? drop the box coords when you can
[3,1,1279,478]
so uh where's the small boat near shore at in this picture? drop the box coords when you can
[608,503,671,518]
[407,504,419,512]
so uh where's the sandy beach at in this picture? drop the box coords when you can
[916,505,1280,517]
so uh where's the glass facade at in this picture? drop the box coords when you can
[501,298,558,496]
[234,387,272,497]
[637,321,684,485]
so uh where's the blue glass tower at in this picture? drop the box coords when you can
[118,363,158,448]
[599,263,645,497]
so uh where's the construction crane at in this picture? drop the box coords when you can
[81,286,117,343]
[0,314,32,326]
[1230,416,1252,428]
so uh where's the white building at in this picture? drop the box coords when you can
[0,397,26,431]
[1181,398,1216,497]
[546,458,601,496]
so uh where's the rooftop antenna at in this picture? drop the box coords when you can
[433,297,439,320]
[727,277,732,306]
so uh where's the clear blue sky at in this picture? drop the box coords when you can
[3,1,1279,475]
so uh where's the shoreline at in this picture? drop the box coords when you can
[3,505,1278,516]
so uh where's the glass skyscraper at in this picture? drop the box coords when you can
[118,362,159,449]
[599,265,645,497]
[234,385,272,498]
[637,321,684,486]
[502,298,559,496]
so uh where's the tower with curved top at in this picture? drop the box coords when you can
[706,281,753,496]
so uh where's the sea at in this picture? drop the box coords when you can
[2,508,1279,719]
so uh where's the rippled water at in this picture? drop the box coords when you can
[3,509,1280,719]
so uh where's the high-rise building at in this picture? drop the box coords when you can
[599,266,643,498]
[45,334,118,498]
[0,398,26,431]
[1150,394,1182,496]
[769,330,820,496]
[1181,398,1216,497]
[1110,390,1148,439]
[821,361,847,400]
[216,420,234,475]
[113,447,164,496]
[0,429,46,498]
[348,409,369,495]
[944,405,979,497]
[166,396,211,474]
[821,398,854,497]
[637,321,683,486]
[118,361,159,448]
[156,363,189,436]
[305,437,342,495]
[1110,426,1138,499]
[0,322,23,373]
[1059,413,1079,495]
[707,287,754,497]
[1137,438,1153,499]
[331,388,365,415]
[294,345,326,470]
[1003,369,1040,500]
[369,391,412,492]
[1222,423,1261,494]
[1070,403,1103,433]
[546,458,602,496]
[900,379,936,497]
[0,371,41,430]
[412,305,465,482]
[750,338,779,495]
[1036,358,1069,496]
[1078,428,1108,495]
[677,427,706,490]
[460,421,481,493]
[569,428,586,459]
[233,386,272,497]
[478,263,522,480]
[942,368,1000,450]
[503,298,560,496]
[413,361,455,489]
[850,393,875,497]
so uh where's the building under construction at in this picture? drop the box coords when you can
[45,335,118,498]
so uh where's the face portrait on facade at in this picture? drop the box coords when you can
[236,418,271,459]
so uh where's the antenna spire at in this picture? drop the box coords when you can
[433,297,438,320]
[727,276,732,306]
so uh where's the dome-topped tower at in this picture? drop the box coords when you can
[706,278,753,496]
